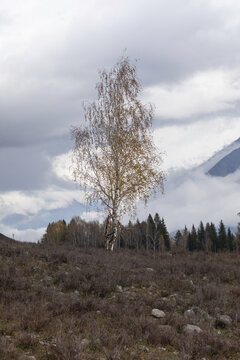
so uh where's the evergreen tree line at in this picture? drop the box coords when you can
[175,220,240,252]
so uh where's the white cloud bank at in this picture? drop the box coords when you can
[137,169,240,233]
[0,186,85,221]
[0,186,86,241]
[154,117,240,171]
[145,68,240,119]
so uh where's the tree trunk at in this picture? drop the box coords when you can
[105,212,119,251]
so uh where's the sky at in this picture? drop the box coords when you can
[1,0,240,241]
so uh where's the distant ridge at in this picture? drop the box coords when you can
[0,233,17,244]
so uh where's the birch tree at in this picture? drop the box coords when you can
[71,57,165,250]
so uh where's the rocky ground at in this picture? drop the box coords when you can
[0,238,240,359]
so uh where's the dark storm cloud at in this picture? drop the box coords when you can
[0,145,52,191]
[0,136,74,191]
[1,0,240,150]
[0,80,85,148]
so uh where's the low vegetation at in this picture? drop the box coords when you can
[0,235,240,359]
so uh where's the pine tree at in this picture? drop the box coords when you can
[204,222,211,252]
[136,219,146,249]
[146,214,155,250]
[227,227,234,252]
[207,222,218,252]
[197,221,205,251]
[161,217,171,251]
[187,225,197,251]
[153,213,161,251]
[154,213,161,230]
[218,220,227,251]
[181,226,189,250]
[174,230,182,247]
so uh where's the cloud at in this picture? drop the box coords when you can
[0,186,85,221]
[0,138,74,191]
[145,69,240,119]
[1,0,240,241]
[0,185,86,241]
[52,151,73,182]
[154,117,240,171]
[2,0,240,149]
[81,211,105,222]
[137,168,240,233]
[0,223,46,243]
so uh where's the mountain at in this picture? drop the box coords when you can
[208,147,240,177]
[200,137,240,177]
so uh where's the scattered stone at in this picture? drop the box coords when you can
[146,267,155,272]
[184,309,195,319]
[184,306,211,322]
[151,309,166,318]
[215,315,232,328]
[190,280,194,286]
[158,346,166,351]
[116,285,123,292]
[81,338,90,347]
[169,293,178,298]
[149,282,158,289]
[183,324,202,334]
[39,340,47,345]
[160,294,177,306]
[139,345,149,352]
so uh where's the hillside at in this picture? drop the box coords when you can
[0,240,240,359]
[0,233,17,244]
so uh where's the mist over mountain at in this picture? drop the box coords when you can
[204,137,240,177]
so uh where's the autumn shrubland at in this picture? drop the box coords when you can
[0,236,240,360]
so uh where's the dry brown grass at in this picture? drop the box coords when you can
[0,240,240,359]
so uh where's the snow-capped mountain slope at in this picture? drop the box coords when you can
[198,137,240,176]
[208,147,240,177]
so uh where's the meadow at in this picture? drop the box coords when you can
[0,236,240,359]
